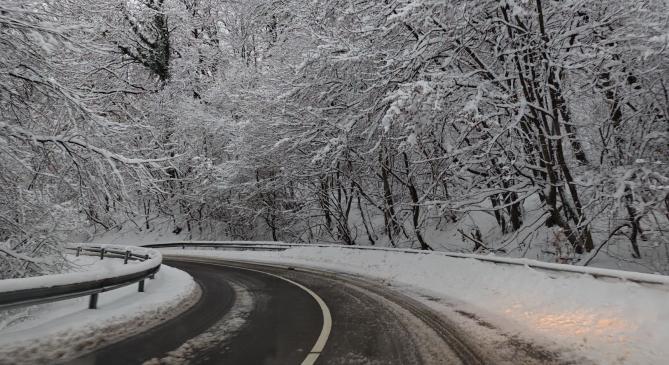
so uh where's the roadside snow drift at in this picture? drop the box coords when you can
[0,244,161,293]
[0,254,199,365]
[164,247,669,365]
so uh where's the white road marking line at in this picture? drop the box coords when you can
[174,257,332,365]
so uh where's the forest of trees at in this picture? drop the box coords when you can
[1,0,667,278]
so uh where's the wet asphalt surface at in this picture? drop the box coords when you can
[63,257,482,365]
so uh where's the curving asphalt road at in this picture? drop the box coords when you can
[64,257,493,365]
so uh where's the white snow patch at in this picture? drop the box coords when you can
[145,282,253,365]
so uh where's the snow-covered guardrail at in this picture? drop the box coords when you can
[0,244,162,310]
[145,241,669,287]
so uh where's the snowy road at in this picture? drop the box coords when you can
[63,257,504,365]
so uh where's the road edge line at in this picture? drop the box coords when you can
[171,257,332,365]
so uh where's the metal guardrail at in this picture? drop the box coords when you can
[145,241,669,287]
[144,241,295,251]
[0,244,162,310]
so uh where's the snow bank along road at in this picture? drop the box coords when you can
[0,252,197,365]
[64,256,561,365]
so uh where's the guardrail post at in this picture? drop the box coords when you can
[144,254,149,261]
[124,250,130,264]
[100,248,105,260]
[138,280,145,292]
[76,247,82,257]
[89,293,99,309]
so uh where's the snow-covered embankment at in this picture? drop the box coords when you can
[0,254,199,364]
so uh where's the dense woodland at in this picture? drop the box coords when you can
[1,0,668,278]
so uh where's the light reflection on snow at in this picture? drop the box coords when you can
[503,302,637,346]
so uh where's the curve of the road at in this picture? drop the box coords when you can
[65,256,487,365]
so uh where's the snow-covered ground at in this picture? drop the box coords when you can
[86,195,669,276]
[89,224,188,247]
[0,254,199,365]
[162,247,669,365]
